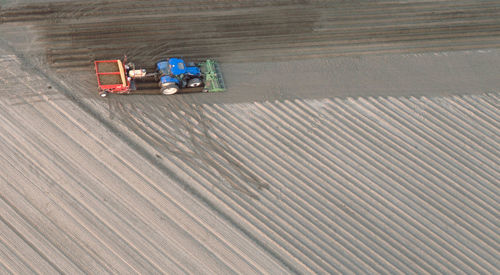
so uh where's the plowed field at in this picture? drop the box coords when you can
[0,1,499,274]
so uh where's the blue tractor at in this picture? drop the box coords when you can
[156,58,225,95]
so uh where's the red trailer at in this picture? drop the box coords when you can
[94,60,130,97]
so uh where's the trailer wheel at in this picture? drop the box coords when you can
[161,83,179,95]
[99,90,108,98]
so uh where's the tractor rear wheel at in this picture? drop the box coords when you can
[161,83,179,95]
[187,78,202,88]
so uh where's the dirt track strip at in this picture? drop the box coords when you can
[2,0,500,69]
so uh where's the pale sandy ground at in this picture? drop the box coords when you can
[0,0,499,273]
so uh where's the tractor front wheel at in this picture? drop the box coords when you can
[160,83,179,95]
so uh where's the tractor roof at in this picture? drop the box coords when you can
[168,58,186,75]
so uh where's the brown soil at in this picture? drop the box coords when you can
[97,62,119,73]
[98,74,121,85]
[2,0,499,70]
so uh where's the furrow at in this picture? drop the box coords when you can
[289,99,474,273]
[361,97,499,254]
[251,101,451,273]
[204,103,396,273]
[452,95,500,135]
[0,108,111,274]
[332,97,496,272]
[371,97,499,221]
[117,112,317,273]
[123,109,289,273]
[406,96,500,180]
[34,87,273,273]
[322,98,487,273]
[0,77,193,273]
[213,104,404,274]
[292,99,472,273]
[437,95,500,157]
[9,79,204,273]
[271,100,453,273]
[382,97,499,205]
[20,99,250,273]
[0,219,38,275]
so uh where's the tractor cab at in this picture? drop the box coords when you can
[156,58,201,77]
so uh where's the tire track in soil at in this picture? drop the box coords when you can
[107,97,269,199]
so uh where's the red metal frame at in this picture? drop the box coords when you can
[94,60,130,94]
